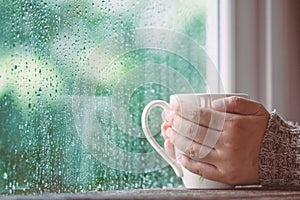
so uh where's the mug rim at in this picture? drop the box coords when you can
[170,93,249,97]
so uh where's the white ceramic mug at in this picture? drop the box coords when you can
[142,93,249,189]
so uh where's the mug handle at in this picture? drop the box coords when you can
[142,100,183,177]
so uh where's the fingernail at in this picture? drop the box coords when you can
[212,98,225,109]
[166,128,172,138]
[165,110,175,123]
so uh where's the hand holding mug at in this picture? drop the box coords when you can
[142,93,250,188]
[162,96,270,185]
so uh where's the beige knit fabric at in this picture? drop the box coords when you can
[259,110,300,187]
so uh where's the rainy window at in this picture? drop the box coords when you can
[0,0,219,194]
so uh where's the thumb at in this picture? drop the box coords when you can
[212,96,267,115]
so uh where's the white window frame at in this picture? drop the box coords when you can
[219,0,236,94]
[206,0,239,95]
[206,0,222,93]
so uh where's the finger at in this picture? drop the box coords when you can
[178,154,223,182]
[169,95,226,130]
[164,107,225,131]
[164,111,223,148]
[166,128,216,161]
[164,139,176,159]
[212,96,267,116]
[161,122,171,140]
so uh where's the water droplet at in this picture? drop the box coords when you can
[3,173,8,180]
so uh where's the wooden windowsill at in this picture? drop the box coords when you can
[1,187,300,200]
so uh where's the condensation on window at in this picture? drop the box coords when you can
[0,0,208,195]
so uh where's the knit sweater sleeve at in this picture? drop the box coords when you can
[259,110,300,187]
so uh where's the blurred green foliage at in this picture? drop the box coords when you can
[0,0,207,194]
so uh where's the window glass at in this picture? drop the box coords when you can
[0,0,217,194]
